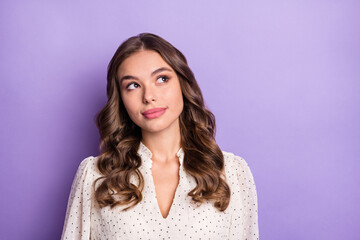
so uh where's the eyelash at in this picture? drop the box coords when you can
[126,82,140,89]
[125,75,170,90]
[157,75,169,83]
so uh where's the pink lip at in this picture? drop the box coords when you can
[142,108,167,119]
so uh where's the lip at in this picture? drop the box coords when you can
[142,107,167,119]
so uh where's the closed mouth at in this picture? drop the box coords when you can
[142,107,166,115]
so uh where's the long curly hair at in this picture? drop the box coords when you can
[94,33,231,211]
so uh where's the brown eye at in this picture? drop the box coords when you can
[127,82,140,90]
[157,75,169,83]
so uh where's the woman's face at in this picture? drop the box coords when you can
[118,50,184,134]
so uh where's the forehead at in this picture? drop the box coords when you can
[117,50,172,76]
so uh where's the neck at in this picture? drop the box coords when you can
[141,120,181,163]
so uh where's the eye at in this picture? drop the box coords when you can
[126,82,140,90]
[157,75,169,83]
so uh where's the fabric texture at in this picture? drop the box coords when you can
[61,142,259,239]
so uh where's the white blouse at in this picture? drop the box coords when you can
[61,142,259,240]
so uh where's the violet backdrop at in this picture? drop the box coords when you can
[0,1,359,239]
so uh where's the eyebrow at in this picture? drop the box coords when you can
[119,67,173,84]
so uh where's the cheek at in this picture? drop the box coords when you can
[121,93,138,116]
[167,85,183,110]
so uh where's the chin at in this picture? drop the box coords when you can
[139,118,179,134]
[141,124,169,133]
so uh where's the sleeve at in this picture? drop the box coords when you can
[61,156,95,240]
[228,155,259,240]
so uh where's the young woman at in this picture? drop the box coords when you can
[61,33,259,240]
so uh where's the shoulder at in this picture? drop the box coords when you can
[78,155,98,169]
[221,150,250,173]
[221,150,256,185]
[74,156,102,181]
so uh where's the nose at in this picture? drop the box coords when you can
[142,84,157,104]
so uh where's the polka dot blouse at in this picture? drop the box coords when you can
[61,142,259,239]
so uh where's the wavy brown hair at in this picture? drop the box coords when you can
[94,33,231,211]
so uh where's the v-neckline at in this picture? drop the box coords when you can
[150,161,181,219]
[137,141,185,219]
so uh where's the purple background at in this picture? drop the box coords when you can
[1,1,359,239]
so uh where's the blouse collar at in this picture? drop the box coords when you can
[137,141,184,168]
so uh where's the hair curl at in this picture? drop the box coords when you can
[94,33,231,211]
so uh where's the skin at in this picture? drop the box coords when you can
[117,50,184,218]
